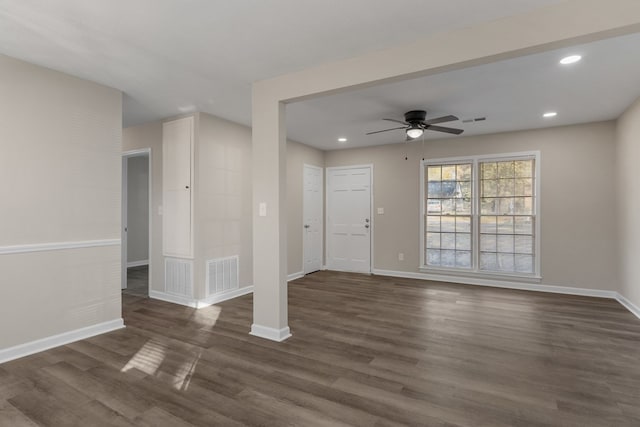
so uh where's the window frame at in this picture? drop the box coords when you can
[419,151,541,280]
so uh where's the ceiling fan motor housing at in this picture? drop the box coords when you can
[404,110,427,124]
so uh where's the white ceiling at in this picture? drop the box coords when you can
[0,0,562,128]
[287,32,640,150]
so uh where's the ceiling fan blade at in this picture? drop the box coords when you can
[426,125,464,135]
[382,118,408,125]
[423,115,459,125]
[366,126,406,135]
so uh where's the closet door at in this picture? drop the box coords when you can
[162,117,193,258]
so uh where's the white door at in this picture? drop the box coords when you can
[326,166,372,273]
[121,156,128,289]
[162,117,193,258]
[303,165,323,274]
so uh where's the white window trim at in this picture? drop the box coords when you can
[419,151,541,280]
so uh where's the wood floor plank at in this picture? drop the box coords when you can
[2,270,640,426]
[0,400,39,427]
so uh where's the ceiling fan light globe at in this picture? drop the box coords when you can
[406,127,423,139]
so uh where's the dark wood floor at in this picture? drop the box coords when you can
[2,271,640,426]
[122,266,148,298]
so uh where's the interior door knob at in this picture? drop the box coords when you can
[365,224,370,228]
[304,224,310,229]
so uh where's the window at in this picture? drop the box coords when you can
[421,153,538,278]
[425,163,473,269]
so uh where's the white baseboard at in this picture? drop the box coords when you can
[250,324,292,342]
[150,287,254,309]
[127,260,149,268]
[196,286,254,309]
[149,291,198,308]
[372,269,640,320]
[372,269,617,299]
[0,318,125,364]
[287,271,304,282]
[616,293,640,320]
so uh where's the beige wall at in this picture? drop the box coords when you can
[287,140,324,275]
[325,121,619,291]
[0,54,122,349]
[195,113,253,297]
[616,96,640,308]
[123,122,163,292]
[123,115,321,296]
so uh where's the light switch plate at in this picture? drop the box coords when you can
[377,207,384,215]
[259,202,267,217]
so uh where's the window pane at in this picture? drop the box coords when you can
[515,255,534,273]
[515,178,533,196]
[427,232,440,249]
[515,235,533,254]
[441,199,455,215]
[459,181,472,198]
[515,160,533,178]
[442,166,456,180]
[457,164,471,181]
[498,179,514,197]
[480,235,496,252]
[441,216,455,232]
[456,251,471,268]
[480,252,497,270]
[427,200,441,214]
[427,216,440,232]
[482,162,497,179]
[428,182,442,198]
[428,166,441,181]
[456,216,471,233]
[497,253,515,271]
[455,198,471,215]
[499,198,514,215]
[514,197,533,215]
[427,249,441,266]
[481,216,497,234]
[483,179,498,197]
[497,235,514,253]
[515,216,533,234]
[441,233,455,250]
[441,250,456,267]
[498,161,514,178]
[456,234,471,251]
[497,216,514,234]
[481,198,498,215]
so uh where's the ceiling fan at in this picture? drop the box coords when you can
[366,110,464,139]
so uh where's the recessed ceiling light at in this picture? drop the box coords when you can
[543,112,558,118]
[560,55,582,65]
[337,137,347,142]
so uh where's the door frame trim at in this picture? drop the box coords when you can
[122,148,152,291]
[325,164,374,274]
[302,164,324,275]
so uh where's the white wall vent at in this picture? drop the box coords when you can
[165,258,193,297]
[207,256,239,296]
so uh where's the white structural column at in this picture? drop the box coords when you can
[250,88,290,342]
[249,0,640,342]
